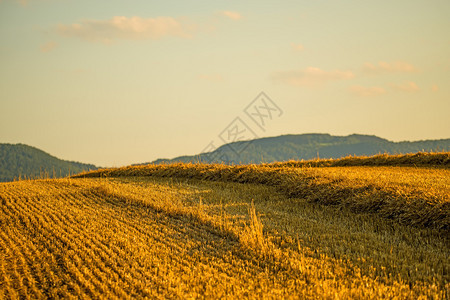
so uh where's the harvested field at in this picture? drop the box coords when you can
[1,153,449,298]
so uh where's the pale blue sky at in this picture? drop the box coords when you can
[1,0,449,166]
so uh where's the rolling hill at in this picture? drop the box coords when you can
[0,143,97,182]
[151,133,450,165]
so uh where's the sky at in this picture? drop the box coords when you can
[0,0,449,167]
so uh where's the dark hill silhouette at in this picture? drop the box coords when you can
[0,143,97,182]
[150,133,450,165]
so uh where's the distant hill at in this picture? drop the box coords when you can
[0,143,97,182]
[150,134,450,165]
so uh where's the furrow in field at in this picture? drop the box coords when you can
[1,181,246,297]
[2,190,106,298]
[25,193,134,298]
[52,187,202,298]
[0,194,50,299]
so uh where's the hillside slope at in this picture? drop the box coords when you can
[151,133,450,164]
[0,143,97,182]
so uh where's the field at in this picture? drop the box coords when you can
[1,153,449,298]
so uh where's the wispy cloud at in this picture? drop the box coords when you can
[349,85,386,97]
[56,16,194,43]
[363,61,416,74]
[291,43,304,51]
[389,81,420,92]
[220,11,242,20]
[350,81,421,96]
[40,41,57,53]
[271,67,354,87]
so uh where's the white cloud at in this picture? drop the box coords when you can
[291,43,304,51]
[363,61,416,73]
[40,41,57,53]
[220,11,242,20]
[57,16,194,43]
[271,67,354,87]
[349,85,386,97]
[389,81,420,92]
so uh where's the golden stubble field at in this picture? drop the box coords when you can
[1,153,449,298]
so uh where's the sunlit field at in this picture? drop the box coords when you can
[3,0,449,298]
[1,153,449,298]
